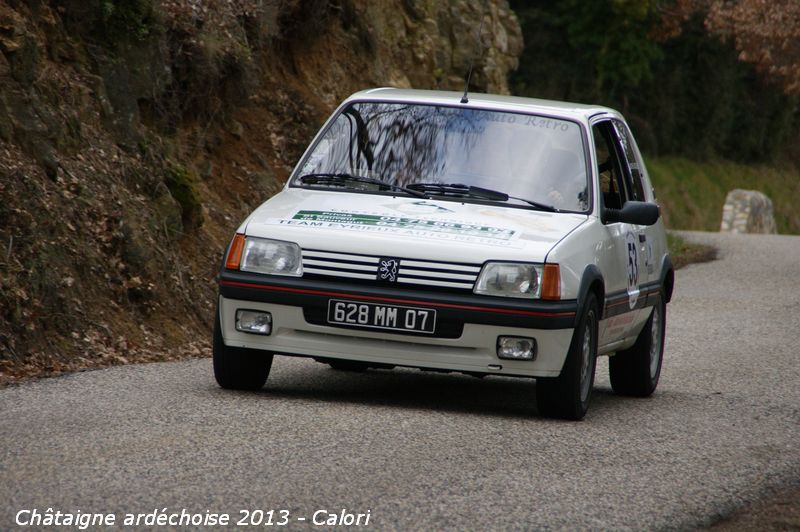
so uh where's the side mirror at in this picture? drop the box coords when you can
[605,201,660,226]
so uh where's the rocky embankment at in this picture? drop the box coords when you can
[0,0,522,381]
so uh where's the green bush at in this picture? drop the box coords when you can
[509,3,800,165]
[95,0,156,47]
[164,166,204,231]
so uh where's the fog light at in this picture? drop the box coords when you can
[497,336,536,360]
[235,309,272,335]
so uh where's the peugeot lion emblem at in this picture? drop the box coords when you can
[378,258,399,282]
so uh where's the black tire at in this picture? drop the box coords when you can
[609,296,666,397]
[212,307,273,390]
[536,292,599,420]
[328,360,369,372]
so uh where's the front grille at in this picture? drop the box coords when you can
[301,249,481,291]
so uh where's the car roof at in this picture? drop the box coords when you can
[345,88,621,122]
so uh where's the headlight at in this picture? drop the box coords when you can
[240,237,303,276]
[474,262,543,298]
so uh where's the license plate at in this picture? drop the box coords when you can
[327,299,436,334]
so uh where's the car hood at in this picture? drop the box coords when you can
[242,189,587,263]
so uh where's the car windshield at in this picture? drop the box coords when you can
[292,101,590,212]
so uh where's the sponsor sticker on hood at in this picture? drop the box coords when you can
[263,209,523,247]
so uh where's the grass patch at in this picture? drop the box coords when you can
[668,232,716,270]
[647,157,800,234]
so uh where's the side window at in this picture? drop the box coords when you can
[591,121,629,211]
[613,120,647,202]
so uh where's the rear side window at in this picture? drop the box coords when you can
[613,120,647,202]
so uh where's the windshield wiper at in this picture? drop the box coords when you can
[406,183,560,213]
[511,196,561,213]
[298,173,428,199]
[407,183,506,201]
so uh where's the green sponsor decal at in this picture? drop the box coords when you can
[291,210,516,240]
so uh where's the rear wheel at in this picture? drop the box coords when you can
[536,292,599,420]
[213,307,273,390]
[609,297,666,397]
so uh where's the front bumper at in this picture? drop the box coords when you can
[218,272,578,377]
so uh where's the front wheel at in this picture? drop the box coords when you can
[213,307,273,390]
[536,292,599,420]
[609,297,666,397]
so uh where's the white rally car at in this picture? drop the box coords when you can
[214,88,674,420]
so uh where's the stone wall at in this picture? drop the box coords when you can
[720,189,777,234]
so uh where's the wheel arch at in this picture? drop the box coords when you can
[660,255,675,303]
[577,265,605,323]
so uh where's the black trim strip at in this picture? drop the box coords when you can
[603,281,662,318]
[300,274,474,294]
[400,265,479,275]
[394,272,475,283]
[303,256,377,266]
[302,264,375,273]
[219,270,577,330]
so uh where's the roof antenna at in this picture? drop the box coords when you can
[460,11,486,104]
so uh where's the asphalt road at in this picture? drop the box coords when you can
[2,231,799,531]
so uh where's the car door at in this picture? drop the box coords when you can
[590,117,648,349]
[611,119,659,287]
